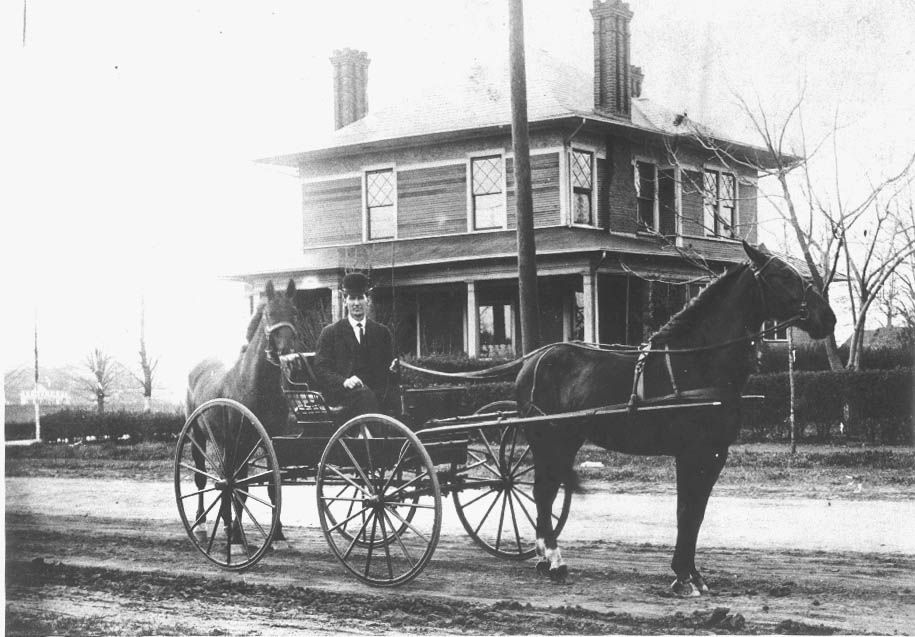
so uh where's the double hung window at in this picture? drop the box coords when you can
[635,161,657,230]
[471,155,505,230]
[366,168,395,240]
[703,169,737,238]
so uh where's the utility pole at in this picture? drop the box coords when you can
[508,0,540,354]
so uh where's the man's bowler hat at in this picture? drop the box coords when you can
[342,272,371,296]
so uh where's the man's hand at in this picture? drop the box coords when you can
[343,375,364,390]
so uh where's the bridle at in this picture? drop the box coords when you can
[749,256,812,323]
[262,304,300,367]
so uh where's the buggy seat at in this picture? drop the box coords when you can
[279,353,346,427]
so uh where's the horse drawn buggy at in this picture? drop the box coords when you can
[176,242,837,593]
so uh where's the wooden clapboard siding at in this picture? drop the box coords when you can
[506,152,560,229]
[397,164,467,238]
[302,177,363,246]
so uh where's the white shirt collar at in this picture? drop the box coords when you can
[347,315,365,341]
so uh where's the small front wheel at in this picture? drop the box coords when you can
[316,414,441,586]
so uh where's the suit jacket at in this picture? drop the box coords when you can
[314,317,393,401]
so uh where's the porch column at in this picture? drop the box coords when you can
[466,280,479,358]
[582,271,597,343]
[331,288,342,322]
[415,296,422,356]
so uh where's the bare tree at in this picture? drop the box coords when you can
[132,296,159,412]
[676,92,915,370]
[81,348,121,413]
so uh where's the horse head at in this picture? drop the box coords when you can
[743,241,836,340]
[262,279,306,361]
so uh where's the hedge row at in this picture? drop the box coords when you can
[758,343,914,373]
[5,409,186,443]
[744,368,914,444]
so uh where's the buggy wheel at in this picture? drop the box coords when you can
[453,401,572,560]
[316,414,441,587]
[175,398,281,571]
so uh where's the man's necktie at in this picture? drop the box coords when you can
[356,322,364,345]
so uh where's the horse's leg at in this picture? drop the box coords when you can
[191,424,208,538]
[268,482,285,542]
[531,430,581,583]
[671,444,728,596]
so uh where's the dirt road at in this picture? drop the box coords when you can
[6,476,915,634]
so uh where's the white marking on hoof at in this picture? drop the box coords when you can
[536,538,546,560]
[670,577,702,598]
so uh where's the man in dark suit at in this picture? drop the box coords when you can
[314,272,394,421]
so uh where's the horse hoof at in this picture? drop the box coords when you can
[692,573,710,594]
[670,577,702,598]
[549,564,568,583]
[536,560,551,577]
[270,540,289,552]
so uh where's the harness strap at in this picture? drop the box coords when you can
[664,345,681,398]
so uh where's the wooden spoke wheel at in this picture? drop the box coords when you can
[452,401,572,560]
[175,398,281,571]
[316,414,441,587]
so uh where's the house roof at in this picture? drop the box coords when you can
[261,48,773,167]
[841,326,913,349]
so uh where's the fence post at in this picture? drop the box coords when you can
[788,328,796,454]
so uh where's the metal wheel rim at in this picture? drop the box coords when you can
[316,414,441,587]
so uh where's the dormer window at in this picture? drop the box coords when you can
[471,155,505,230]
[366,168,396,240]
[570,149,594,225]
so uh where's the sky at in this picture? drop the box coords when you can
[3,0,914,403]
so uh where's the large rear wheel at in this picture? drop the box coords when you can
[316,414,441,586]
[175,398,281,571]
[452,401,572,560]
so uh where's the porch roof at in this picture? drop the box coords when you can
[225,227,747,285]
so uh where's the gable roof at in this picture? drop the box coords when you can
[261,48,772,166]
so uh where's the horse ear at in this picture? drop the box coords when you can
[285,278,297,298]
[742,240,768,265]
[265,280,276,300]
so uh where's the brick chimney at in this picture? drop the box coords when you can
[591,0,633,118]
[630,65,643,98]
[330,48,370,130]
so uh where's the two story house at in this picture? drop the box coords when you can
[239,0,776,359]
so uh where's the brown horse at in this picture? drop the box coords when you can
[515,242,836,595]
[186,279,305,541]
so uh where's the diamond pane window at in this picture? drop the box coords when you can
[472,156,504,230]
[571,150,593,225]
[366,169,395,240]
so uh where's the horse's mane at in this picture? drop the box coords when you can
[245,303,265,343]
[649,263,749,345]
